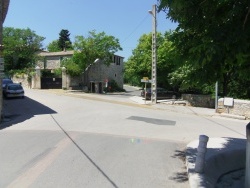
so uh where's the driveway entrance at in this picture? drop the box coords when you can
[41,77,62,89]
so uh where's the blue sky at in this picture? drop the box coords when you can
[4,0,177,61]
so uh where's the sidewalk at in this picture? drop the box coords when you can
[129,96,216,117]
[186,137,246,188]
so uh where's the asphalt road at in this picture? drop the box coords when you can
[0,88,188,188]
[0,87,247,188]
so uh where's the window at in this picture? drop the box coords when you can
[115,56,120,65]
[112,55,122,65]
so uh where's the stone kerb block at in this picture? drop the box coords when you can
[245,111,250,120]
[218,98,250,119]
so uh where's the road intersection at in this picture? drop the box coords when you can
[0,86,247,187]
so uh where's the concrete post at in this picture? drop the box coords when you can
[62,67,67,89]
[149,4,157,104]
[32,66,41,89]
[245,122,250,188]
[195,135,209,173]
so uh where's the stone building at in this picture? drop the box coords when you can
[35,51,124,92]
[36,50,74,70]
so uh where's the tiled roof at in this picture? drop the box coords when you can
[37,50,124,59]
[38,50,74,57]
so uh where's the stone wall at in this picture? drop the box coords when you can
[68,76,82,90]
[218,98,250,119]
[182,94,215,108]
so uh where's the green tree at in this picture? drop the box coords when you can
[73,30,122,70]
[58,29,72,51]
[124,34,152,86]
[3,27,45,71]
[61,57,81,76]
[158,0,250,98]
[47,40,61,52]
[125,32,178,89]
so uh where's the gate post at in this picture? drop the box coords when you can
[62,67,67,89]
[32,66,41,89]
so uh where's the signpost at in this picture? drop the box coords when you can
[224,97,234,113]
[141,77,152,104]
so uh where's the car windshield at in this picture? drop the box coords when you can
[8,85,22,90]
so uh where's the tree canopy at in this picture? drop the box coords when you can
[62,30,122,76]
[3,27,45,71]
[58,29,72,51]
[157,0,250,98]
[125,32,178,89]
[47,40,61,52]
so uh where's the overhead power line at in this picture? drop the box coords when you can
[121,14,150,44]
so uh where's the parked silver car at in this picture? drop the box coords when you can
[3,83,25,99]
[2,78,13,89]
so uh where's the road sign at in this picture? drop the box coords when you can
[224,97,234,107]
[141,79,152,83]
[143,77,149,81]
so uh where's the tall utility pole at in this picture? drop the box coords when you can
[149,5,157,104]
[0,0,10,121]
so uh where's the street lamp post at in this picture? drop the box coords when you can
[149,4,157,104]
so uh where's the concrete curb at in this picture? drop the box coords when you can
[186,138,246,188]
[220,113,246,120]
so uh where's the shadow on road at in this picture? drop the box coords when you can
[169,149,189,183]
[0,96,57,130]
[127,116,176,126]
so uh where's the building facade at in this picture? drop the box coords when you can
[36,51,124,92]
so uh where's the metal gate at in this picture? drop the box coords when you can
[41,77,62,89]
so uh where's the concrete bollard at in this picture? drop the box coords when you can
[195,135,209,173]
[245,122,250,188]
